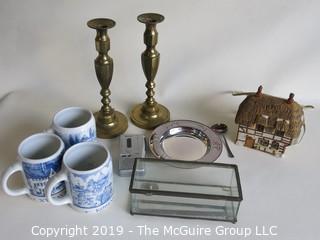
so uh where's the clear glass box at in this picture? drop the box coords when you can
[129,158,243,223]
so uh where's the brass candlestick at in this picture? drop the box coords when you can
[130,13,170,129]
[87,18,128,138]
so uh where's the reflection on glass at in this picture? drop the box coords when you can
[129,158,243,223]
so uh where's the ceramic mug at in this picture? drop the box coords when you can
[46,142,113,213]
[51,107,96,148]
[1,133,65,202]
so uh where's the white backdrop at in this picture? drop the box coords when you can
[0,1,319,240]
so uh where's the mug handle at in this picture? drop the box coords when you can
[46,169,72,206]
[1,162,30,196]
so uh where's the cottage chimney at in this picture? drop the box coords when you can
[287,93,294,104]
[255,85,263,97]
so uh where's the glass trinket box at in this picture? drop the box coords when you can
[129,158,243,223]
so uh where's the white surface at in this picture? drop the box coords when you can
[0,1,319,239]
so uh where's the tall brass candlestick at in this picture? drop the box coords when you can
[130,13,170,129]
[87,18,128,138]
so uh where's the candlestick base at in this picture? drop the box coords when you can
[130,103,170,129]
[94,111,128,139]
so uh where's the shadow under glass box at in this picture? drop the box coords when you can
[129,158,243,223]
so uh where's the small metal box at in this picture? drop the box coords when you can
[119,135,146,177]
[129,158,243,223]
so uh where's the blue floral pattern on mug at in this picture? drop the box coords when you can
[68,128,96,147]
[68,162,112,210]
[22,156,65,200]
[55,127,96,149]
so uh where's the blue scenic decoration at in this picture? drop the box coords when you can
[69,163,112,210]
[67,127,96,148]
[22,155,65,198]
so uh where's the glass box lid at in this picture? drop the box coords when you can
[129,158,243,201]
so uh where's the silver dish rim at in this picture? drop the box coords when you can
[149,120,223,165]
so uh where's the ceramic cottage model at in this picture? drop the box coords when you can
[234,86,305,157]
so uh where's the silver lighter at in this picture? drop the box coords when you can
[119,135,146,177]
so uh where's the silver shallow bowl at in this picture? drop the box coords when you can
[149,120,222,167]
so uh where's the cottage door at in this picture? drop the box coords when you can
[244,135,255,148]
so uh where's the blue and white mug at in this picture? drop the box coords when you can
[1,133,65,202]
[51,107,96,149]
[46,142,113,213]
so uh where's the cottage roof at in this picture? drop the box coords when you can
[235,88,304,139]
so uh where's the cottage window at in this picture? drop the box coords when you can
[276,118,290,133]
[256,124,264,132]
[265,127,274,134]
[283,120,290,132]
[256,114,269,126]
[271,140,279,150]
[276,118,283,127]
[258,138,269,147]
[275,130,285,137]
